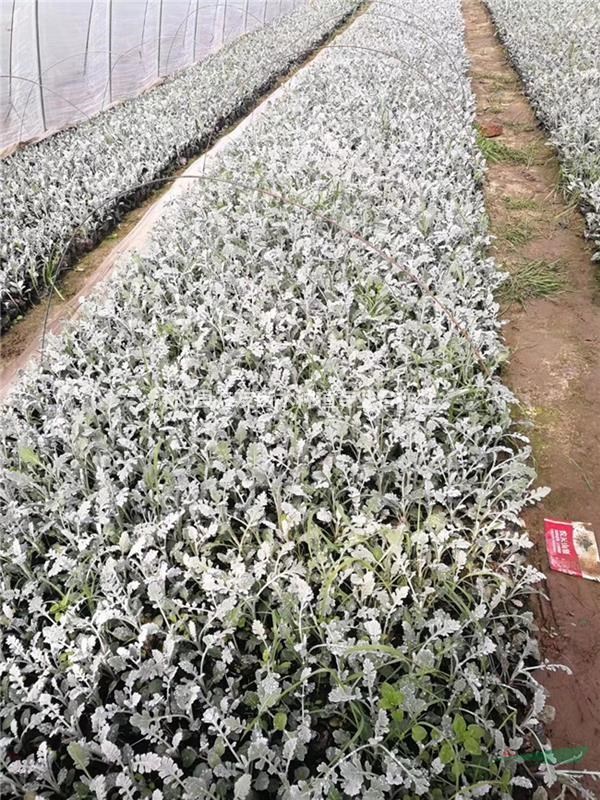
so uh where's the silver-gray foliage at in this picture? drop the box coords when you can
[1,1,549,798]
[486,0,600,258]
[0,0,361,331]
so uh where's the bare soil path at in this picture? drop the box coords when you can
[463,0,600,786]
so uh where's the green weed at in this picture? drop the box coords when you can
[495,220,535,246]
[498,259,568,304]
[502,195,539,211]
[477,133,537,165]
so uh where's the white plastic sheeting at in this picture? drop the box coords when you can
[0,0,303,150]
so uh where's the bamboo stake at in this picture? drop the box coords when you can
[157,0,164,77]
[107,0,113,103]
[33,0,46,130]
[83,0,94,73]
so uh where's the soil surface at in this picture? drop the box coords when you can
[464,0,600,789]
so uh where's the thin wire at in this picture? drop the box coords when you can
[9,0,345,149]
[164,3,265,73]
[38,173,490,377]
[10,6,362,167]
[329,45,467,125]
[1,75,96,145]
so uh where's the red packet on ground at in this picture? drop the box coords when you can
[544,519,600,582]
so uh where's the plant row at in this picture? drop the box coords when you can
[0,1,550,798]
[0,0,361,332]
[486,0,600,259]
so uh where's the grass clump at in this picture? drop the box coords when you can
[502,195,539,211]
[474,70,517,90]
[477,132,536,165]
[495,220,535,247]
[499,258,568,304]
[593,264,600,306]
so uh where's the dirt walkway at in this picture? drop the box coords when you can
[463,0,600,786]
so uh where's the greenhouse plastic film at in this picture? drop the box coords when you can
[0,0,302,151]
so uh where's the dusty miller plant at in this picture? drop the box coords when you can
[0,1,557,798]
